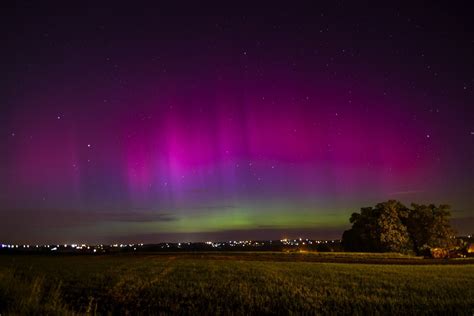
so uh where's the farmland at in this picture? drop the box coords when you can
[0,252,473,315]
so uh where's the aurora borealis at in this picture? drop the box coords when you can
[1,3,473,243]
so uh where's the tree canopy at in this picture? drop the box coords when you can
[342,200,457,254]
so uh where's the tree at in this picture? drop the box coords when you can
[342,200,456,254]
[342,200,412,253]
[376,200,412,253]
[406,203,457,255]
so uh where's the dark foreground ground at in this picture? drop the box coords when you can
[0,252,473,315]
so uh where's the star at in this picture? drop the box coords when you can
[87,144,91,148]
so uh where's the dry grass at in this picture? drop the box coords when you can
[0,253,473,315]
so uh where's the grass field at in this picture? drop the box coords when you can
[0,252,473,315]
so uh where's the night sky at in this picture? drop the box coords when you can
[1,3,473,244]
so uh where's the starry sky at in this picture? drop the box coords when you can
[1,2,473,244]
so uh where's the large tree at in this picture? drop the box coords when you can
[342,200,411,252]
[342,200,456,254]
[406,203,457,255]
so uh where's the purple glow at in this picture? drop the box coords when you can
[0,3,473,243]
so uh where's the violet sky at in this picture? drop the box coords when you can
[1,3,473,243]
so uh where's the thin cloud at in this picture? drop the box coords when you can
[389,190,424,196]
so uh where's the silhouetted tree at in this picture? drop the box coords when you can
[342,200,456,254]
[406,203,457,255]
[342,200,411,252]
